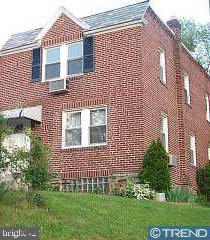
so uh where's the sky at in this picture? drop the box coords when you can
[0,0,209,48]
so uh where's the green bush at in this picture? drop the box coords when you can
[196,164,210,201]
[139,139,171,193]
[27,192,44,207]
[0,182,8,201]
[166,188,195,203]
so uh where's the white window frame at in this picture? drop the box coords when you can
[161,113,169,153]
[208,144,210,161]
[67,41,84,76]
[205,93,210,122]
[159,48,166,84]
[183,75,191,105]
[62,106,107,149]
[42,41,83,82]
[190,135,196,166]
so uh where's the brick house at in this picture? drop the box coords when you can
[0,0,210,192]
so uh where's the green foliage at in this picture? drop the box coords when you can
[0,182,8,201]
[196,164,210,201]
[180,19,210,73]
[166,187,195,203]
[27,191,44,207]
[139,139,171,193]
[113,180,135,198]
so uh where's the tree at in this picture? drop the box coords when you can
[139,139,172,193]
[196,164,210,201]
[180,19,210,74]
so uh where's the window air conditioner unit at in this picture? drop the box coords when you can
[49,78,68,94]
[169,155,178,167]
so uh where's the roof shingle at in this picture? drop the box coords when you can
[0,0,149,52]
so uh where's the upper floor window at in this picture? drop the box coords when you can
[208,144,210,161]
[190,135,196,166]
[68,42,83,75]
[183,75,191,105]
[42,37,94,82]
[161,113,169,153]
[45,47,60,80]
[159,48,166,84]
[62,107,107,148]
[205,94,210,122]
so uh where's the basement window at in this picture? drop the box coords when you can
[62,177,109,193]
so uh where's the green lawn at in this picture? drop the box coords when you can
[0,191,210,240]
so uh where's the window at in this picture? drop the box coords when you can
[205,94,210,122]
[45,47,60,80]
[161,114,169,153]
[90,109,107,144]
[68,42,83,75]
[159,48,166,84]
[62,177,109,193]
[208,144,210,161]
[190,135,196,166]
[63,107,107,148]
[65,112,81,147]
[183,75,191,105]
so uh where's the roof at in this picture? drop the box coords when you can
[0,0,149,52]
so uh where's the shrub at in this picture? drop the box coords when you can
[0,181,8,201]
[114,180,155,200]
[133,183,156,200]
[27,191,44,207]
[139,139,172,193]
[166,187,195,203]
[196,164,210,201]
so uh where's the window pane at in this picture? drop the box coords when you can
[66,112,81,129]
[90,109,106,126]
[46,47,60,64]
[90,125,106,144]
[68,42,83,59]
[68,59,83,75]
[65,129,81,146]
[45,63,60,80]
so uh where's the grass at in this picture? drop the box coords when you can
[0,191,210,240]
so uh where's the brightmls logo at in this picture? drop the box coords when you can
[148,226,210,240]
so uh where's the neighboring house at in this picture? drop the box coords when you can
[0,0,210,192]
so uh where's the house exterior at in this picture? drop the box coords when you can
[0,0,210,192]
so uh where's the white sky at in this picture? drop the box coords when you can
[0,0,209,48]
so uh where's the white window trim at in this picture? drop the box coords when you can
[159,48,166,84]
[208,144,210,161]
[161,113,169,153]
[190,135,197,166]
[183,75,191,105]
[62,106,107,149]
[42,40,83,82]
[205,93,210,122]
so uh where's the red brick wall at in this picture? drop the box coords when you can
[0,11,210,188]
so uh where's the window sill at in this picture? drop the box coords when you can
[185,102,192,109]
[160,80,167,88]
[62,143,107,151]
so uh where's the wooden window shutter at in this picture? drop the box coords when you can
[32,48,42,81]
[83,36,94,73]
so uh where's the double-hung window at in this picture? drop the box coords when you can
[159,48,166,84]
[63,107,107,148]
[68,42,83,75]
[90,108,107,145]
[190,135,196,166]
[205,94,210,122]
[45,47,60,80]
[161,114,169,153]
[183,75,191,105]
[65,112,82,147]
